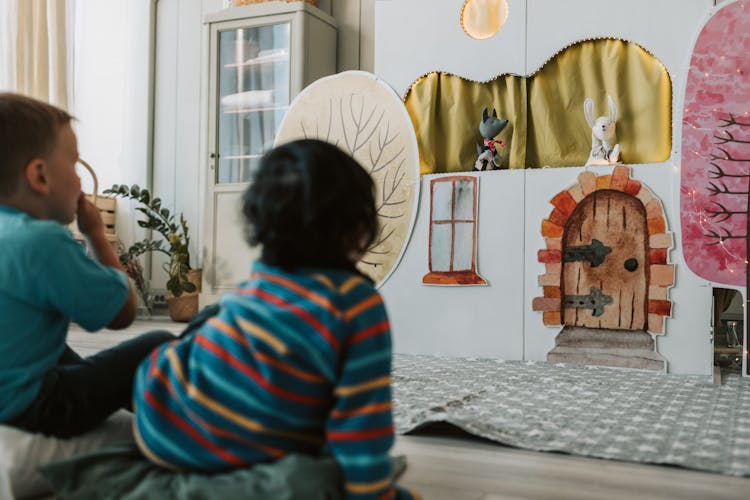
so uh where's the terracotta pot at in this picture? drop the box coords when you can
[166,268,203,322]
[167,294,199,322]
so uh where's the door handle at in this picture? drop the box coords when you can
[563,286,613,317]
[562,239,612,268]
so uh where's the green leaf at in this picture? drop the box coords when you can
[139,190,150,204]
[166,276,180,296]
[151,198,161,210]
[118,185,129,195]
[130,185,141,197]
[135,206,153,216]
[160,208,170,219]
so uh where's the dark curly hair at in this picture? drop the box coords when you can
[242,139,378,272]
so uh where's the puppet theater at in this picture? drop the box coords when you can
[272,0,750,484]
[2,0,750,498]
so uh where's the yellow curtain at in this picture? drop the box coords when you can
[404,39,672,174]
[405,73,526,173]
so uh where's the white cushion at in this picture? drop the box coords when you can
[0,410,134,499]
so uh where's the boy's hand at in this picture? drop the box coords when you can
[76,193,105,236]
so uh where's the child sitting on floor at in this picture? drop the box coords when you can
[0,93,175,438]
[133,139,418,499]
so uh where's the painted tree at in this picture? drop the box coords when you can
[275,72,420,285]
[681,0,750,372]
[300,94,408,270]
[703,114,750,252]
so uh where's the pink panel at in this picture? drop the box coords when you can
[681,0,750,286]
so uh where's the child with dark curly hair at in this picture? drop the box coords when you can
[133,139,418,499]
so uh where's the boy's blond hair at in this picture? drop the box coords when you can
[0,93,72,196]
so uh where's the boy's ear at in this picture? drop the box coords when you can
[23,159,50,195]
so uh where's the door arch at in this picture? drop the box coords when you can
[532,166,674,334]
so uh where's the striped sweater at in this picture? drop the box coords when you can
[133,261,417,500]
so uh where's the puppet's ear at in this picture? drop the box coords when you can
[583,98,595,128]
[607,95,618,122]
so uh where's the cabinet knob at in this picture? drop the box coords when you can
[210,153,218,159]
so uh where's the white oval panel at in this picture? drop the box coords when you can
[275,71,420,288]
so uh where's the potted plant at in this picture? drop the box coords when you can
[103,184,201,322]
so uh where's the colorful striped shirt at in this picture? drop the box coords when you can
[133,261,417,500]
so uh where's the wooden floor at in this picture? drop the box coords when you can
[393,429,750,500]
[69,319,750,500]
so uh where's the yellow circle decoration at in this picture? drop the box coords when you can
[461,0,509,40]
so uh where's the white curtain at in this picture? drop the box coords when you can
[1,0,155,268]
[0,0,73,110]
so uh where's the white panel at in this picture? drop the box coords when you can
[152,0,180,199]
[526,0,712,76]
[631,163,711,376]
[331,0,361,71]
[212,190,258,289]
[432,181,453,220]
[381,170,526,360]
[152,0,206,289]
[523,166,580,363]
[150,0,238,294]
[453,222,474,271]
[454,180,475,220]
[374,0,527,96]
[430,224,453,272]
[174,0,207,270]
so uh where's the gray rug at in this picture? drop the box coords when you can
[391,354,750,477]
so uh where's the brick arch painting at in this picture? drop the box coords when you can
[532,166,675,370]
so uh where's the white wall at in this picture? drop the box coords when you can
[72,0,154,251]
[375,0,527,98]
[376,0,721,375]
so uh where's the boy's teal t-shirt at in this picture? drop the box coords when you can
[0,205,129,422]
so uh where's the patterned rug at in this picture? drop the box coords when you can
[391,354,750,477]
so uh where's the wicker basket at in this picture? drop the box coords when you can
[71,159,119,251]
[233,0,319,6]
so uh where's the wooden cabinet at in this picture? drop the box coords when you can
[202,2,336,303]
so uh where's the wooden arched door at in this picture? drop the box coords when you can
[561,190,649,330]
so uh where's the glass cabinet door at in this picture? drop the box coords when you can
[216,22,290,184]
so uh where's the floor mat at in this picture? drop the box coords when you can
[392,354,750,477]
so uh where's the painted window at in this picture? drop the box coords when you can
[422,176,486,285]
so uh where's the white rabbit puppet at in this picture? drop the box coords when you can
[584,95,620,166]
